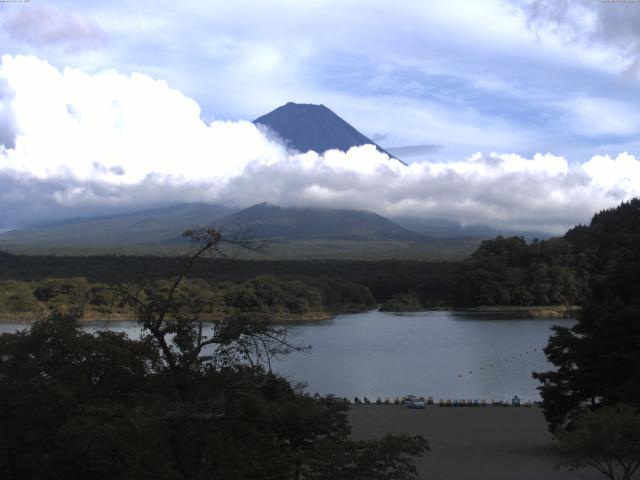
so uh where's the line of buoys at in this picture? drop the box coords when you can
[320,393,539,408]
[350,396,537,408]
[455,346,545,381]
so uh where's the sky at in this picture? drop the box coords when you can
[0,0,639,233]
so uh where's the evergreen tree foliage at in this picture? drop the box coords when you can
[533,200,640,431]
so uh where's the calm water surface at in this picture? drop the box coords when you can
[0,310,573,401]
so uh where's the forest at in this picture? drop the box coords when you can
[0,275,375,322]
[1,199,639,318]
[450,199,640,308]
[0,253,457,318]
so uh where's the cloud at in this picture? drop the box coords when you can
[0,54,638,234]
[516,0,640,76]
[558,96,640,137]
[0,78,17,149]
[386,145,442,158]
[3,4,106,51]
[2,0,637,167]
[0,54,285,182]
[214,149,638,233]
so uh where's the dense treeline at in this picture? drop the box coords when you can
[0,275,375,321]
[533,199,640,431]
[450,236,588,307]
[0,253,457,307]
[451,200,640,307]
[528,200,640,480]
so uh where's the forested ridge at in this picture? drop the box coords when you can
[450,199,640,307]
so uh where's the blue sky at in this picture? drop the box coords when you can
[0,0,639,231]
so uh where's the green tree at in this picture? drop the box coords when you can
[1,281,39,320]
[380,291,422,312]
[556,406,640,480]
[1,228,428,479]
[533,199,640,431]
[0,312,161,480]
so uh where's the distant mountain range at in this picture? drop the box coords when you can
[254,102,404,163]
[0,204,234,249]
[0,200,551,254]
[0,203,422,250]
[391,217,553,241]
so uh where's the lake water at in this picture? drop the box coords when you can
[0,310,572,402]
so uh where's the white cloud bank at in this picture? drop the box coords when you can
[0,55,638,233]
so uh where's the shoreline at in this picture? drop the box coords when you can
[0,304,579,324]
[461,305,579,319]
[0,310,341,325]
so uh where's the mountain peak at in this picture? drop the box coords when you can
[254,102,404,164]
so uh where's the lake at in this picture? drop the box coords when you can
[0,310,572,402]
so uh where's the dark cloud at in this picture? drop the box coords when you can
[0,170,215,229]
[385,145,442,158]
[4,5,106,51]
[370,132,389,143]
[92,163,126,176]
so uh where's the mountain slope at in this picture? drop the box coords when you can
[0,203,234,249]
[392,217,553,240]
[254,102,403,163]
[215,203,419,240]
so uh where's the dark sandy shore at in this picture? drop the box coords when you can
[349,405,602,480]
